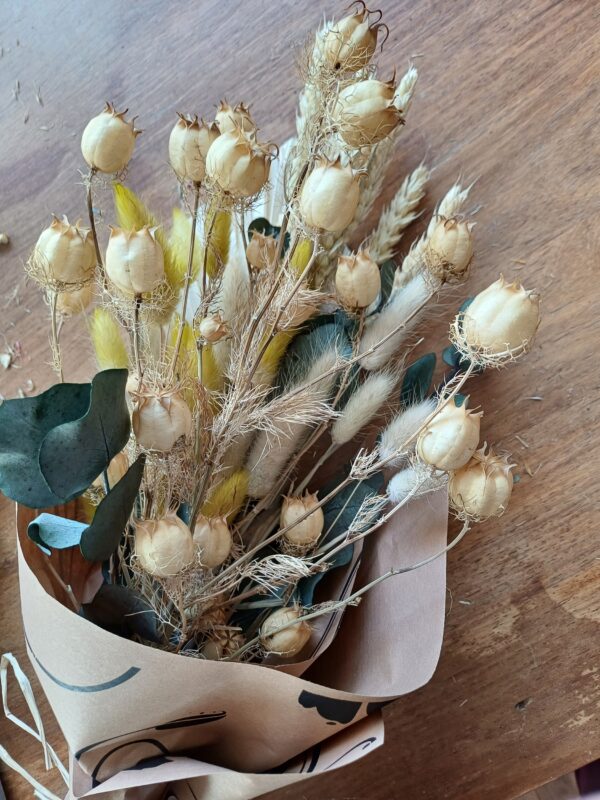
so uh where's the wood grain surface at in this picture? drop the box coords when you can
[0,1,599,799]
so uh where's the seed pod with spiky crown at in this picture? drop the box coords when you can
[261,606,311,657]
[461,276,540,356]
[321,7,381,72]
[215,100,255,134]
[81,102,140,173]
[193,515,233,569]
[56,284,94,316]
[280,493,324,548]
[449,445,515,520]
[105,226,165,295]
[168,114,220,183]
[426,216,474,281]
[335,249,381,308]
[246,230,278,270]
[417,399,482,471]
[34,216,95,284]
[132,390,192,451]
[334,77,402,148]
[198,313,228,343]
[134,513,195,577]
[299,157,361,232]
[205,129,274,197]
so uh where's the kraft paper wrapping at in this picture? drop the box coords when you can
[16,489,448,800]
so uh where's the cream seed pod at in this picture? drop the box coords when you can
[215,100,255,134]
[56,284,94,316]
[460,276,540,358]
[417,400,481,471]
[93,451,129,490]
[335,249,381,308]
[198,313,228,343]
[299,157,362,232]
[246,230,278,270]
[193,515,233,569]
[105,226,165,295]
[321,8,380,71]
[134,514,195,578]
[427,216,474,281]
[132,391,192,451]
[449,445,515,520]
[205,129,274,197]
[334,78,402,148]
[34,217,95,284]
[280,493,324,548]
[81,102,140,174]
[260,606,311,657]
[168,114,219,183]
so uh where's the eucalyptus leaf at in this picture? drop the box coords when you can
[378,260,397,310]
[39,369,130,501]
[28,513,87,555]
[0,382,91,507]
[400,353,436,406]
[297,473,384,607]
[81,583,159,642]
[80,454,145,562]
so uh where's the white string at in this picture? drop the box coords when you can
[0,652,68,800]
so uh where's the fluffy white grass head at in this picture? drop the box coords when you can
[331,370,397,446]
[380,397,437,466]
[387,463,447,504]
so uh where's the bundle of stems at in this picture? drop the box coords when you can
[24,2,541,663]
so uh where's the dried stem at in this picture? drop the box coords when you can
[85,168,105,287]
[49,290,63,382]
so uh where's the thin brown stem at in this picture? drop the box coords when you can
[49,290,63,382]
[132,295,143,379]
[85,168,105,287]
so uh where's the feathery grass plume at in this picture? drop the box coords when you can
[211,250,251,375]
[169,207,202,284]
[387,464,447,504]
[113,183,180,293]
[167,314,197,379]
[201,209,231,281]
[395,66,419,114]
[88,307,129,370]
[245,345,341,498]
[396,181,471,290]
[359,273,432,371]
[368,164,430,264]
[201,469,249,521]
[290,238,314,278]
[252,331,295,388]
[201,344,226,395]
[331,371,398,446]
[379,397,437,466]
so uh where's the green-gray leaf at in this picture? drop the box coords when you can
[38,370,130,502]
[400,353,436,406]
[81,583,159,642]
[28,513,87,555]
[80,454,145,562]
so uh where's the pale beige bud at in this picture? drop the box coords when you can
[198,313,228,343]
[280,492,324,548]
[126,373,146,397]
[81,102,140,173]
[260,606,311,657]
[246,230,278,270]
[34,216,95,284]
[449,445,514,519]
[193,515,233,569]
[335,249,381,308]
[215,100,255,134]
[201,629,244,660]
[335,78,401,148]
[93,451,129,489]
[299,157,361,232]
[105,226,165,295]
[56,284,94,316]
[132,391,192,451]
[427,216,474,281]
[417,400,481,471]
[205,129,273,197]
[321,9,379,71]
[168,115,219,183]
[134,514,195,577]
[462,276,540,355]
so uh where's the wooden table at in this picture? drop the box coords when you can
[0,1,598,798]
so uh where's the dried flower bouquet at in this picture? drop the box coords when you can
[0,3,541,797]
